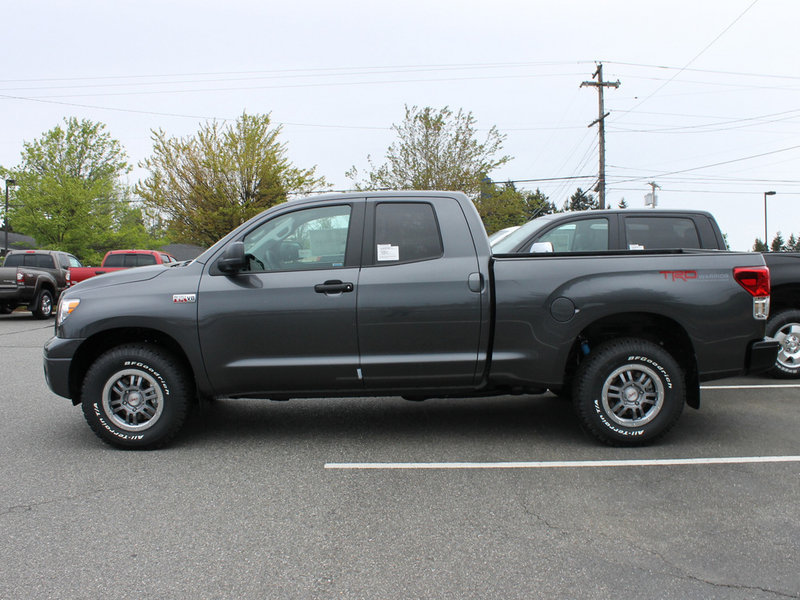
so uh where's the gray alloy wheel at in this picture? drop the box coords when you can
[101,368,165,432]
[31,290,53,319]
[765,309,800,378]
[600,363,665,427]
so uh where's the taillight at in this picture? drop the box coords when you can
[733,266,770,297]
[66,269,71,286]
[16,271,24,284]
[734,266,770,320]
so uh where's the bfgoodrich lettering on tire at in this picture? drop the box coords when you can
[81,344,192,449]
[573,338,685,446]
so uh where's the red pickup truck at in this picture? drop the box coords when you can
[70,249,177,285]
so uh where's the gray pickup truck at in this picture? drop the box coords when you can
[44,192,778,449]
[491,208,800,377]
[0,249,81,318]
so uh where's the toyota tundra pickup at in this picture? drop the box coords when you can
[43,192,778,449]
[491,208,800,377]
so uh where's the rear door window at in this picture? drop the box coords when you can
[373,203,443,264]
[624,217,701,249]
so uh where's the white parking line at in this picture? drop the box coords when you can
[701,384,800,389]
[325,456,800,470]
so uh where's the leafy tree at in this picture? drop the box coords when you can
[346,105,510,198]
[787,233,799,252]
[473,181,557,234]
[752,238,768,252]
[137,112,326,247]
[771,231,786,252]
[522,188,557,220]
[564,187,599,211]
[474,180,525,234]
[1,118,131,262]
[618,198,628,209]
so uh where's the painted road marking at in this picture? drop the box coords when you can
[701,384,800,389]
[325,456,800,470]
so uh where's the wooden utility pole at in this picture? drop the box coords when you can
[581,63,620,209]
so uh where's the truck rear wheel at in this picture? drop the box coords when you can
[81,344,192,449]
[765,309,800,378]
[572,339,685,446]
[31,290,53,319]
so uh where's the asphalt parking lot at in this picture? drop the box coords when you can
[1,312,798,599]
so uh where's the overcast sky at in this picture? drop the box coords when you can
[2,0,798,250]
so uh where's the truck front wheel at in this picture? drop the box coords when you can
[765,309,800,378]
[573,339,685,446]
[81,344,192,449]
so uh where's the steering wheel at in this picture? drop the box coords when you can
[244,253,265,271]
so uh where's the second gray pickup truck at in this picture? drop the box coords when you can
[44,192,778,449]
[491,208,800,377]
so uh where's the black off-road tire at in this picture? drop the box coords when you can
[81,344,192,449]
[765,309,800,378]
[31,290,54,319]
[573,338,685,446]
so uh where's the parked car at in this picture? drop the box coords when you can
[0,250,80,318]
[69,249,178,285]
[492,208,800,378]
[44,192,777,449]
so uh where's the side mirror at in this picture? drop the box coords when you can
[530,241,554,253]
[217,241,247,273]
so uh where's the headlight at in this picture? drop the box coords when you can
[57,298,80,326]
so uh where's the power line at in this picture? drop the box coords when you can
[616,0,762,115]
[612,143,800,184]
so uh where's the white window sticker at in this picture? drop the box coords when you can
[629,244,645,250]
[377,244,400,261]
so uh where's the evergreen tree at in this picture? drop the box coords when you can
[771,231,786,252]
[564,188,599,211]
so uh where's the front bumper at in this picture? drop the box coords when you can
[43,336,85,400]
[745,337,781,374]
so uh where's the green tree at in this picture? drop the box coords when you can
[521,188,557,220]
[753,238,768,252]
[474,180,525,234]
[2,118,130,261]
[787,233,799,252]
[618,198,628,209]
[771,231,786,252]
[473,181,557,234]
[137,112,326,247]
[564,187,599,211]
[346,105,510,198]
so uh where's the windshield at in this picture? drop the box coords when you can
[491,214,558,253]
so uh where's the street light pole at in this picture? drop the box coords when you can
[4,178,15,257]
[764,190,776,251]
